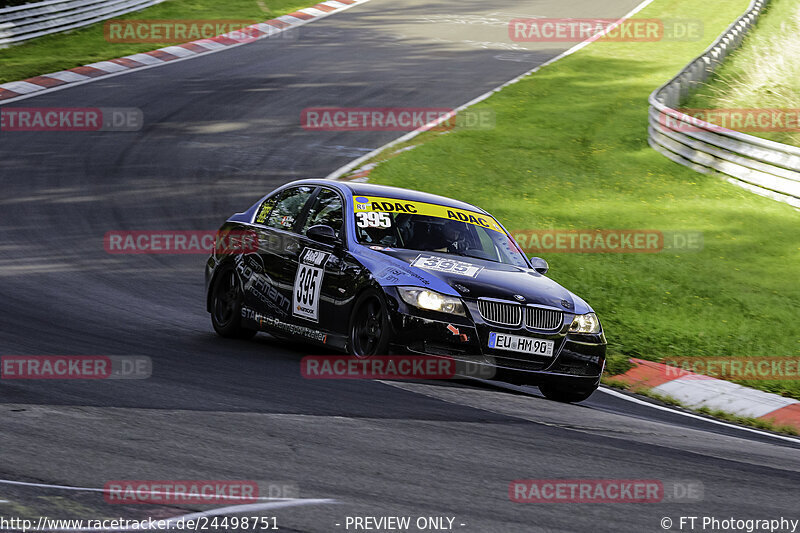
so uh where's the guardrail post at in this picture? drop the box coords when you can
[646,0,800,208]
[0,0,166,48]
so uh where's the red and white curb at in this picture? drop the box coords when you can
[0,0,370,105]
[612,358,800,431]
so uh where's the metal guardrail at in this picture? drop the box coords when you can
[647,0,800,208]
[0,0,165,47]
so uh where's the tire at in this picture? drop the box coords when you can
[538,383,596,403]
[348,289,391,357]
[209,266,257,339]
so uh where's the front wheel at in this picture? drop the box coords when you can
[348,289,391,357]
[210,267,257,339]
[538,383,596,403]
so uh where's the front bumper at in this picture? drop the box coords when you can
[385,289,605,386]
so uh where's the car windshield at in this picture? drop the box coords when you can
[354,204,528,267]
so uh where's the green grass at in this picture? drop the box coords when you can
[0,0,311,84]
[604,354,634,376]
[357,0,800,399]
[685,0,800,146]
[695,406,799,435]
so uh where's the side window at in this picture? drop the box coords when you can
[254,196,278,224]
[476,226,501,262]
[264,186,315,231]
[301,189,344,238]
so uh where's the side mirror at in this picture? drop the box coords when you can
[306,224,339,245]
[529,256,549,275]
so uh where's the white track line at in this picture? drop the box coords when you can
[326,0,659,180]
[0,0,372,106]
[488,379,800,444]
[598,387,800,445]
[380,378,800,445]
[0,479,294,501]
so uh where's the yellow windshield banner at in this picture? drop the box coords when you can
[353,195,504,233]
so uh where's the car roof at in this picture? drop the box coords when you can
[286,179,489,214]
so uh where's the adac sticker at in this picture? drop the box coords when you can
[353,195,504,233]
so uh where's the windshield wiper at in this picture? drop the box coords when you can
[446,249,494,262]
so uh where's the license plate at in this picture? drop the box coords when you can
[488,332,554,357]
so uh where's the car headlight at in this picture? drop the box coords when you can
[397,287,466,316]
[569,312,601,334]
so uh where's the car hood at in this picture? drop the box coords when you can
[369,248,581,313]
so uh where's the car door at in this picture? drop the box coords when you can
[242,185,316,324]
[290,187,350,334]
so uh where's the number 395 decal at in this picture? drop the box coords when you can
[293,248,330,322]
[356,212,391,228]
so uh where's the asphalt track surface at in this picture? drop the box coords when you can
[1,1,799,532]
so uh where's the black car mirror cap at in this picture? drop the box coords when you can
[529,256,549,275]
[306,224,340,245]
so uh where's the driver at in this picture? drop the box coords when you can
[434,219,470,253]
[406,216,471,252]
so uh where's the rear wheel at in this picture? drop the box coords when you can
[210,267,257,339]
[538,383,596,403]
[348,290,391,357]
